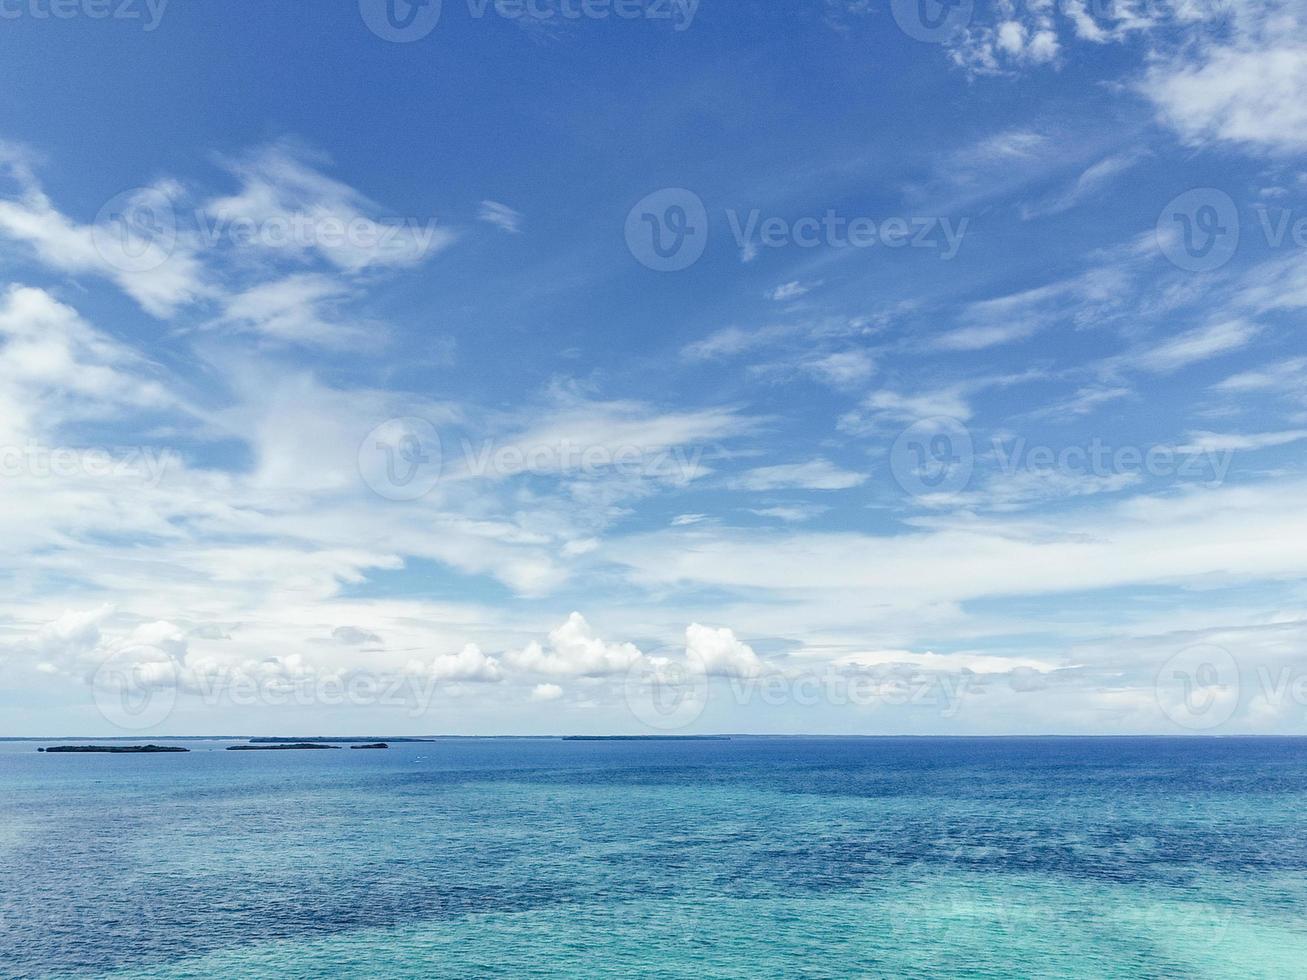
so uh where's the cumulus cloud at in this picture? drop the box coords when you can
[32,604,114,665]
[509,613,643,677]
[1143,3,1307,155]
[949,0,1061,74]
[686,623,763,678]
[408,644,503,683]
[937,0,1307,158]
[26,609,190,691]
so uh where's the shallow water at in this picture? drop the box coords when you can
[2,737,1304,978]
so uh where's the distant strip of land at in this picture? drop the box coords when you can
[227,743,341,751]
[40,745,189,754]
[562,735,731,741]
[248,737,429,744]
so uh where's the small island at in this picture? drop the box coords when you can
[227,743,341,751]
[350,743,389,750]
[40,745,189,754]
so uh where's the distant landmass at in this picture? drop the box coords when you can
[350,743,389,750]
[562,736,731,741]
[40,745,189,754]
[227,743,341,751]
[248,737,432,744]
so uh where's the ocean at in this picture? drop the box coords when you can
[1,737,1304,978]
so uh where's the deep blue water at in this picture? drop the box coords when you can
[1,737,1305,978]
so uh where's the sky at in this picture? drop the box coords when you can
[1,0,1307,736]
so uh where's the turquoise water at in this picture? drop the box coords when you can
[2,737,1305,978]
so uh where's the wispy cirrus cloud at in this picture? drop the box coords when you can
[478,200,524,234]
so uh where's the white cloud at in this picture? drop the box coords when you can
[804,350,875,386]
[937,268,1129,352]
[1176,430,1307,454]
[1021,152,1143,219]
[0,150,206,317]
[1028,385,1132,422]
[1145,23,1307,154]
[1134,320,1259,373]
[447,395,747,485]
[0,285,174,442]
[611,480,1307,606]
[682,324,787,361]
[479,200,523,234]
[849,387,973,427]
[672,513,709,527]
[922,467,1141,513]
[508,613,643,677]
[766,280,817,302]
[531,683,564,702]
[1215,357,1307,393]
[686,623,762,678]
[333,626,382,646]
[206,143,456,271]
[835,649,1058,675]
[950,1,1061,74]
[974,128,1049,160]
[931,0,1307,164]
[730,459,867,492]
[749,504,828,523]
[408,644,503,683]
[935,321,1038,352]
[215,274,374,348]
[33,604,113,665]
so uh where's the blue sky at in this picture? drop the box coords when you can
[2,0,1307,736]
